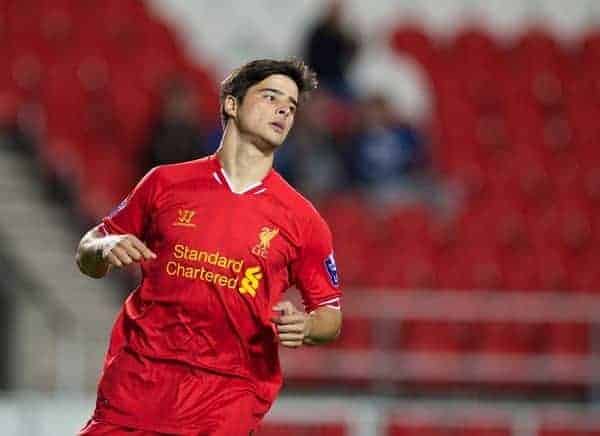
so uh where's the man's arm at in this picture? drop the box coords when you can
[76,224,156,279]
[272,301,342,348]
[303,305,342,345]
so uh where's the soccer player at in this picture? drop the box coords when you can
[75,59,343,435]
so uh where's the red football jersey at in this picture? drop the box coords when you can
[96,155,341,426]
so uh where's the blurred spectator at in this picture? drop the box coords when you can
[349,42,432,127]
[275,90,350,199]
[347,93,427,189]
[143,76,208,171]
[304,0,360,97]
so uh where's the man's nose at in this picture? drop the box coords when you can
[277,106,290,117]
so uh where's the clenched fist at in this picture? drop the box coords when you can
[77,224,158,278]
[99,234,157,268]
[271,301,313,348]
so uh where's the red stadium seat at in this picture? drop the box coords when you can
[451,28,504,115]
[495,210,531,255]
[372,205,436,289]
[434,246,474,290]
[581,29,600,73]
[186,63,220,127]
[40,60,89,143]
[383,205,431,241]
[554,167,584,205]
[0,51,23,126]
[387,414,513,436]
[469,257,504,290]
[452,27,498,60]
[533,203,593,254]
[399,320,475,353]
[257,423,347,436]
[446,162,490,207]
[387,423,455,436]
[583,167,600,209]
[109,71,154,150]
[571,248,600,293]
[476,115,510,156]
[500,251,541,291]
[540,428,600,436]
[389,23,437,68]
[567,102,600,157]
[388,423,512,436]
[558,208,593,256]
[541,322,589,355]
[480,321,542,354]
[331,316,373,349]
[402,256,437,290]
[5,0,40,37]
[77,147,139,219]
[536,251,572,292]
[512,27,567,74]
[320,195,374,286]
[542,114,573,155]
[463,427,512,436]
[436,210,503,289]
[103,0,148,20]
[369,249,436,290]
[511,158,555,213]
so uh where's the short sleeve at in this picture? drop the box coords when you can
[101,167,159,238]
[290,213,342,313]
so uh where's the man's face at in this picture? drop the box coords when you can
[232,74,299,149]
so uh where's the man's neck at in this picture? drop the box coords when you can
[215,124,275,194]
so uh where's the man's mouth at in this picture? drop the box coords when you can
[270,122,284,133]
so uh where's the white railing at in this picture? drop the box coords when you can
[341,290,600,322]
[6,393,600,436]
[281,289,600,388]
[13,288,600,396]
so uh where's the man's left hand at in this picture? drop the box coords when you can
[271,301,312,348]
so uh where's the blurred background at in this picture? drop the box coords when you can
[1,0,600,434]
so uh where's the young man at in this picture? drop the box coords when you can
[76,59,343,435]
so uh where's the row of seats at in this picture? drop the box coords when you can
[257,423,346,436]
[389,25,599,295]
[387,424,511,436]
[256,421,600,436]
[541,432,600,436]
[336,18,600,295]
[389,425,600,436]
[323,199,600,292]
[336,318,589,355]
[260,423,510,436]
[390,25,600,76]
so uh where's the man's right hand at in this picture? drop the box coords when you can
[77,225,157,278]
[100,234,157,268]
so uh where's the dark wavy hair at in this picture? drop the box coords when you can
[219,58,318,128]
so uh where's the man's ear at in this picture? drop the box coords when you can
[224,95,237,119]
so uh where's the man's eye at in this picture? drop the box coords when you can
[265,94,275,101]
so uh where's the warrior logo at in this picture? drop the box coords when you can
[173,209,196,228]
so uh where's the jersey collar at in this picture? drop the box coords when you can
[209,154,273,195]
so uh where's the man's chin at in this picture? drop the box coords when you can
[240,126,287,150]
[258,133,285,150]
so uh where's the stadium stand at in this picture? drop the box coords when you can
[1,0,600,434]
[0,0,219,221]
